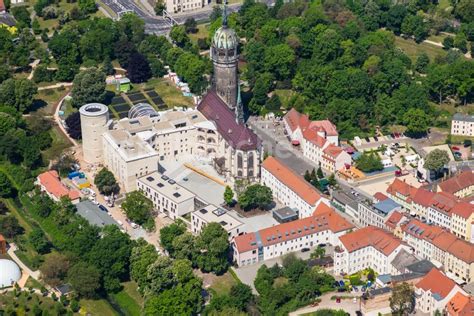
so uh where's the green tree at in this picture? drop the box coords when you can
[68,262,101,298]
[143,256,175,296]
[87,226,132,292]
[127,52,152,84]
[403,108,430,136]
[121,191,154,230]
[0,215,23,238]
[316,167,324,179]
[424,149,450,176]
[328,173,337,187]
[264,44,296,80]
[224,186,234,206]
[443,37,454,49]
[390,282,415,315]
[170,25,191,49]
[456,0,474,23]
[71,68,106,108]
[415,53,429,73]
[39,253,70,287]
[159,219,186,254]
[355,151,383,173]
[0,79,37,113]
[154,0,165,15]
[311,245,326,259]
[0,113,16,136]
[94,168,119,195]
[0,172,13,197]
[175,52,207,93]
[282,253,308,283]
[144,277,203,315]
[28,228,50,254]
[78,0,97,14]
[229,283,253,311]
[238,184,273,210]
[130,239,159,290]
[184,18,198,34]
[195,222,229,274]
[172,232,196,261]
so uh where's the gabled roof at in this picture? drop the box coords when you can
[412,189,436,207]
[451,202,474,219]
[390,248,418,272]
[401,218,445,242]
[386,179,418,202]
[198,90,259,151]
[374,192,389,202]
[385,211,405,230]
[284,108,338,141]
[234,207,353,254]
[374,198,401,215]
[323,144,344,159]
[303,128,326,148]
[339,226,404,256]
[416,268,457,300]
[439,171,474,195]
[446,292,474,316]
[37,170,81,201]
[433,233,474,264]
[430,191,458,215]
[0,0,5,12]
[262,156,322,205]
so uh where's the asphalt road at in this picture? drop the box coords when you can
[100,0,242,35]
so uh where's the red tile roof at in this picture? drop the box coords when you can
[37,170,81,201]
[430,192,458,214]
[446,292,472,316]
[451,202,474,219]
[374,192,389,202]
[262,156,322,205]
[233,232,257,253]
[198,90,259,151]
[234,207,354,254]
[386,179,418,202]
[0,234,5,242]
[385,211,404,230]
[339,226,403,256]
[416,268,456,299]
[303,128,327,148]
[433,233,474,264]
[0,0,4,12]
[439,171,474,195]
[284,108,338,144]
[401,218,445,242]
[412,189,436,207]
[323,144,343,159]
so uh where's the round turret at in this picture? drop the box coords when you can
[79,103,109,164]
[212,27,238,51]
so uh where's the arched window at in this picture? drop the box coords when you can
[237,170,243,177]
[237,153,243,169]
[248,169,253,177]
[207,137,216,144]
[248,152,254,170]
[207,148,216,154]
[198,135,205,142]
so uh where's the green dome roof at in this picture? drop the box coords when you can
[212,26,238,50]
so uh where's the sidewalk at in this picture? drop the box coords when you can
[7,243,41,281]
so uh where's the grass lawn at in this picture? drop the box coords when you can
[42,125,74,162]
[427,34,449,44]
[34,87,70,115]
[189,23,210,45]
[80,298,118,316]
[0,291,60,313]
[109,281,143,316]
[274,89,298,109]
[394,36,447,62]
[208,271,239,296]
[25,276,44,290]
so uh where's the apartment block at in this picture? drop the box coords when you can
[191,205,245,240]
[451,113,474,137]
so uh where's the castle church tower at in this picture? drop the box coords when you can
[211,1,240,116]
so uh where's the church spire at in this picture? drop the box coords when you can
[222,0,228,28]
[236,84,244,124]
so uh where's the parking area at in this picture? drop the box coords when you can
[234,245,334,292]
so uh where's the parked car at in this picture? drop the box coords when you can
[131,222,138,229]
[318,243,327,248]
[99,204,108,212]
[452,146,460,151]
[373,136,378,141]
[336,297,341,303]
[301,248,310,252]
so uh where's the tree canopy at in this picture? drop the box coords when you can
[94,168,120,195]
[238,184,273,210]
[122,191,155,231]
